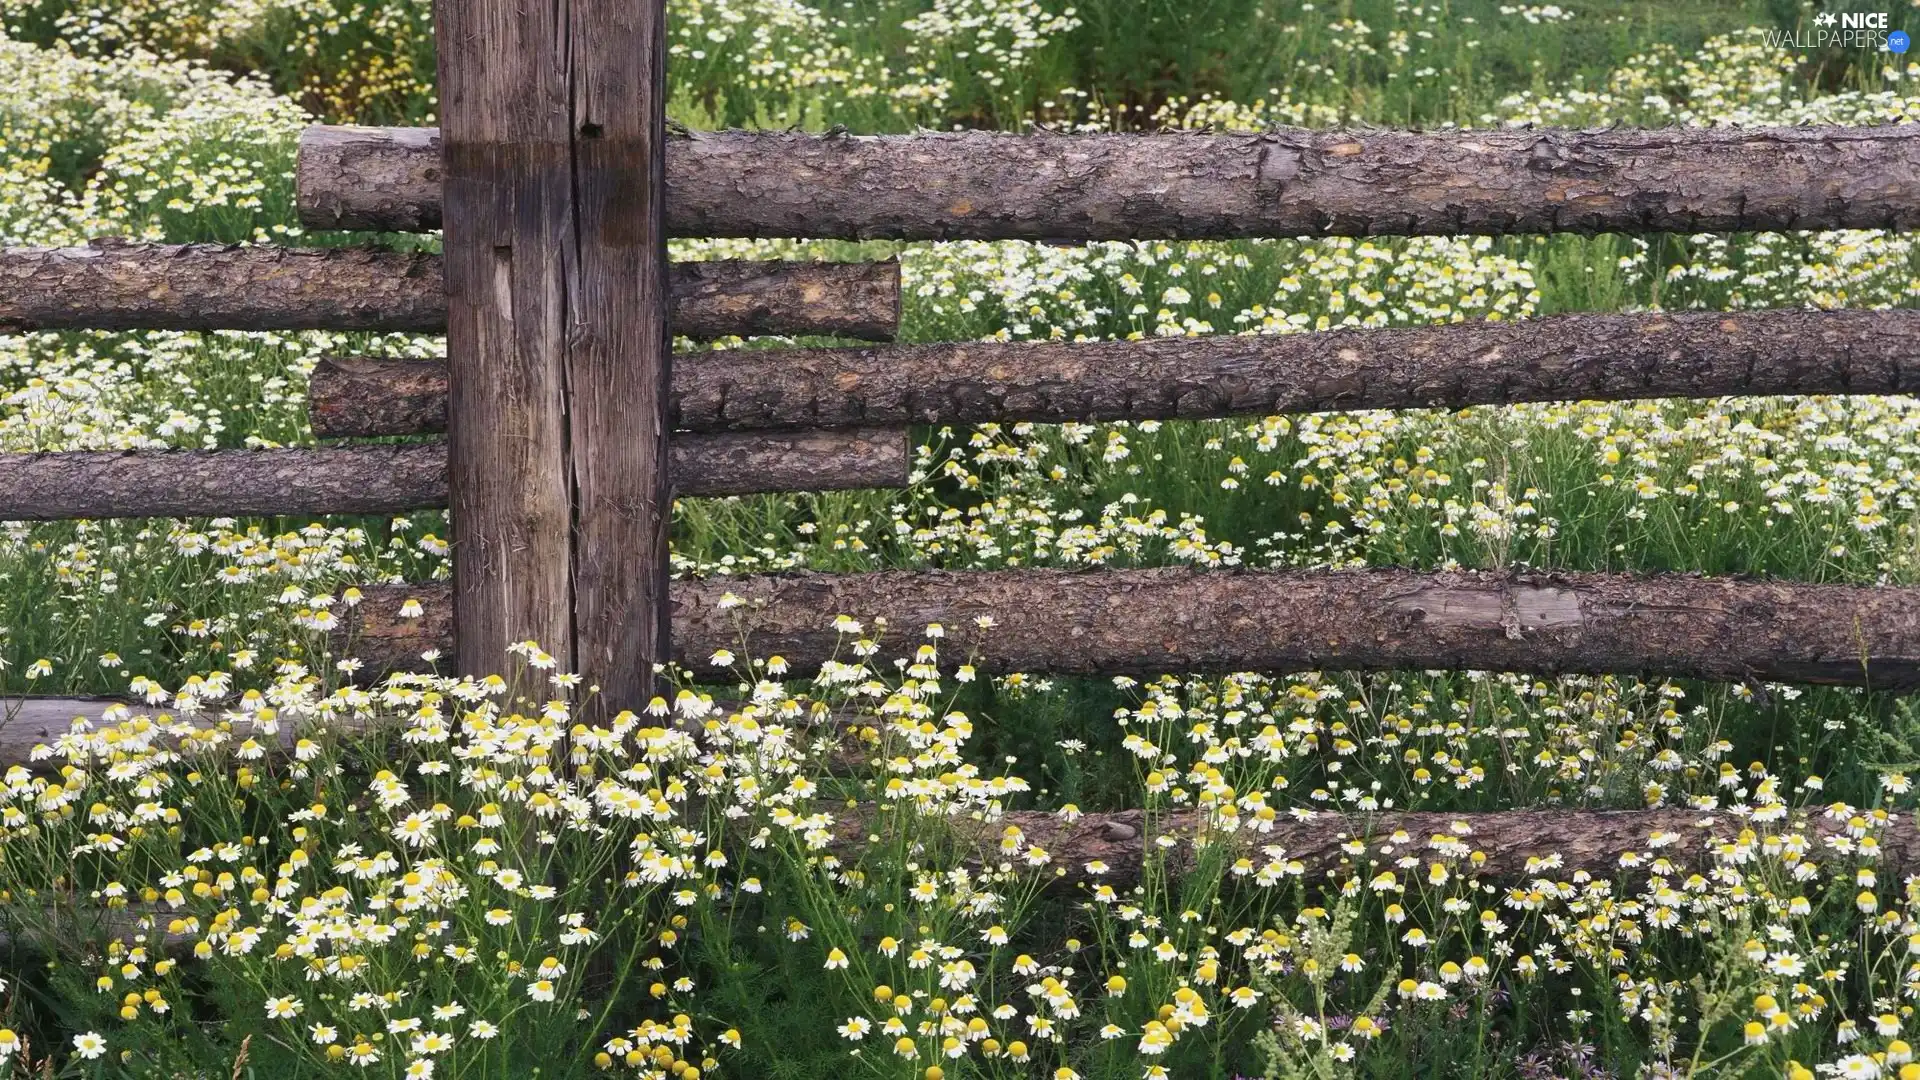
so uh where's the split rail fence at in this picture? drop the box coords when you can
[7,0,1920,886]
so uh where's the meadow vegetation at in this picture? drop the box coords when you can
[5,0,1920,1077]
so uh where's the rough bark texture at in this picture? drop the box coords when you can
[0,432,908,519]
[0,242,898,340]
[672,428,909,495]
[311,309,1920,438]
[0,239,444,331]
[667,257,898,341]
[298,123,1920,238]
[311,356,453,437]
[0,446,449,519]
[333,567,1920,689]
[298,124,442,232]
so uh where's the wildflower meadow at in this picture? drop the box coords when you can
[8,1,1920,1078]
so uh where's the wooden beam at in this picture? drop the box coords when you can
[310,308,1920,438]
[0,243,899,341]
[335,567,1920,689]
[0,432,909,519]
[431,0,666,707]
[561,0,674,714]
[299,123,1920,238]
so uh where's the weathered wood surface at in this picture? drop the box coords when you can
[0,432,909,519]
[1,696,138,766]
[0,243,899,340]
[299,123,1920,238]
[562,0,675,714]
[310,309,1920,438]
[433,0,631,697]
[334,568,1920,688]
[0,697,380,769]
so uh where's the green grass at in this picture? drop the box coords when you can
[6,5,1920,1074]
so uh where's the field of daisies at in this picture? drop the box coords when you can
[10,0,1920,1077]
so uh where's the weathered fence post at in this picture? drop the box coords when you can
[435,0,672,710]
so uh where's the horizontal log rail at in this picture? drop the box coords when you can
[0,694,856,771]
[905,806,1920,886]
[0,696,369,767]
[3,806,1909,953]
[1,696,140,766]
[0,431,909,520]
[333,567,1920,688]
[310,308,1920,438]
[0,242,900,341]
[297,123,1920,238]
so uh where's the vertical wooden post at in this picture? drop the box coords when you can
[566,0,673,714]
[436,0,671,710]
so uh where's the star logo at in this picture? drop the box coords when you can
[1814,10,1837,25]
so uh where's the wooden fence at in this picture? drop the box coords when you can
[6,0,1920,883]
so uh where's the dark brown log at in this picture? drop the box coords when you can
[0,445,448,519]
[311,356,451,437]
[299,123,1920,238]
[0,242,899,341]
[667,257,899,341]
[670,428,910,496]
[311,309,1920,438]
[0,432,908,519]
[333,567,1920,689]
[0,905,197,955]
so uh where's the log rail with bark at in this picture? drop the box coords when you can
[3,803,1912,954]
[331,567,1920,689]
[309,308,1920,438]
[296,123,1920,238]
[0,431,910,520]
[0,242,901,341]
